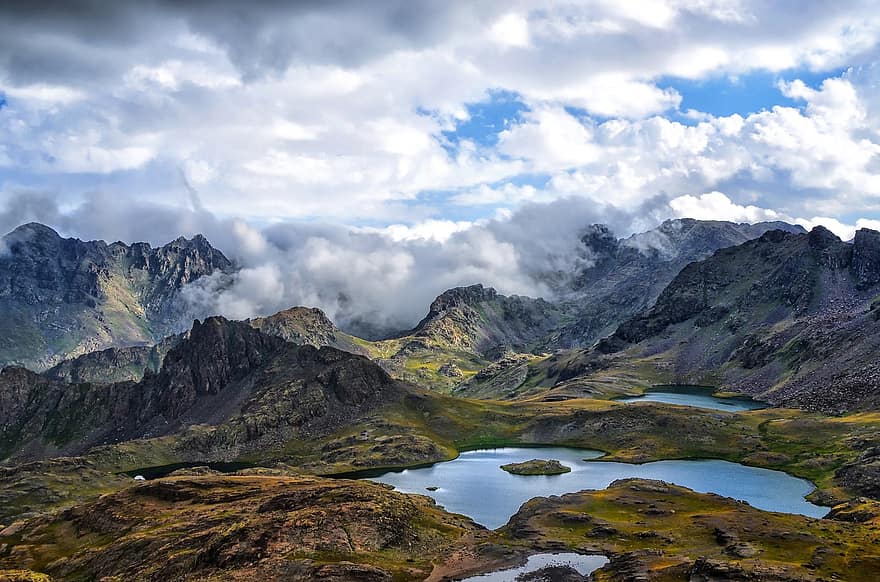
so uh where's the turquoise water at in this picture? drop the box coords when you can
[364,447,825,529]
[620,385,766,411]
[461,552,609,581]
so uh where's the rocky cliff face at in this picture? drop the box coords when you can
[42,304,369,385]
[592,226,880,411]
[0,317,403,463]
[0,223,232,371]
[44,334,182,384]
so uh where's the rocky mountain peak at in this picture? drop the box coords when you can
[5,221,62,242]
[424,284,499,315]
[0,223,234,370]
[806,225,851,268]
[249,306,337,345]
[158,316,286,400]
[807,224,841,248]
[756,228,795,244]
[580,224,619,255]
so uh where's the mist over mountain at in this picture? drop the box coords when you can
[586,225,880,412]
[0,212,804,372]
[174,196,674,338]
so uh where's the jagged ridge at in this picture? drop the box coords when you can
[0,223,232,370]
[0,317,403,462]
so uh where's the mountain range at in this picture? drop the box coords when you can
[0,218,787,386]
[4,216,875,463]
[3,218,880,581]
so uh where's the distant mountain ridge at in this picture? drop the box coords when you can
[0,223,232,370]
[4,218,810,395]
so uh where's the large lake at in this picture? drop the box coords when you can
[619,385,767,411]
[363,447,825,529]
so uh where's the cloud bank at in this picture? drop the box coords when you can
[1,1,880,226]
[2,188,869,335]
[2,1,880,330]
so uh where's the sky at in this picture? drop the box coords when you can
[3,1,880,330]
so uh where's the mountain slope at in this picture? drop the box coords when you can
[408,284,566,355]
[0,317,404,462]
[591,226,880,411]
[249,305,368,355]
[0,223,232,370]
[361,284,566,391]
[549,219,806,348]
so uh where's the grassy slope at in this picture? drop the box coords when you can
[3,392,878,524]
[350,334,489,393]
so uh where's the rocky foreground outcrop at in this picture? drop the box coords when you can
[0,475,488,581]
[499,478,880,581]
[4,476,879,581]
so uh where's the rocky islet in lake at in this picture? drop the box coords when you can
[500,458,572,475]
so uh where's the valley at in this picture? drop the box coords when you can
[2,221,880,580]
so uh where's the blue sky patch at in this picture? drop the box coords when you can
[438,90,529,155]
[664,67,848,119]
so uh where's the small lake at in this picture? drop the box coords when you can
[619,385,767,411]
[363,447,825,529]
[461,552,609,581]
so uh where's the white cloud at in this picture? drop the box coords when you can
[795,217,858,241]
[363,219,476,243]
[669,191,783,222]
[489,13,531,48]
[526,75,682,118]
[499,106,599,168]
[4,84,85,105]
[1,1,879,232]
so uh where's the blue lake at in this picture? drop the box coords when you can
[619,385,767,411]
[364,447,825,529]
